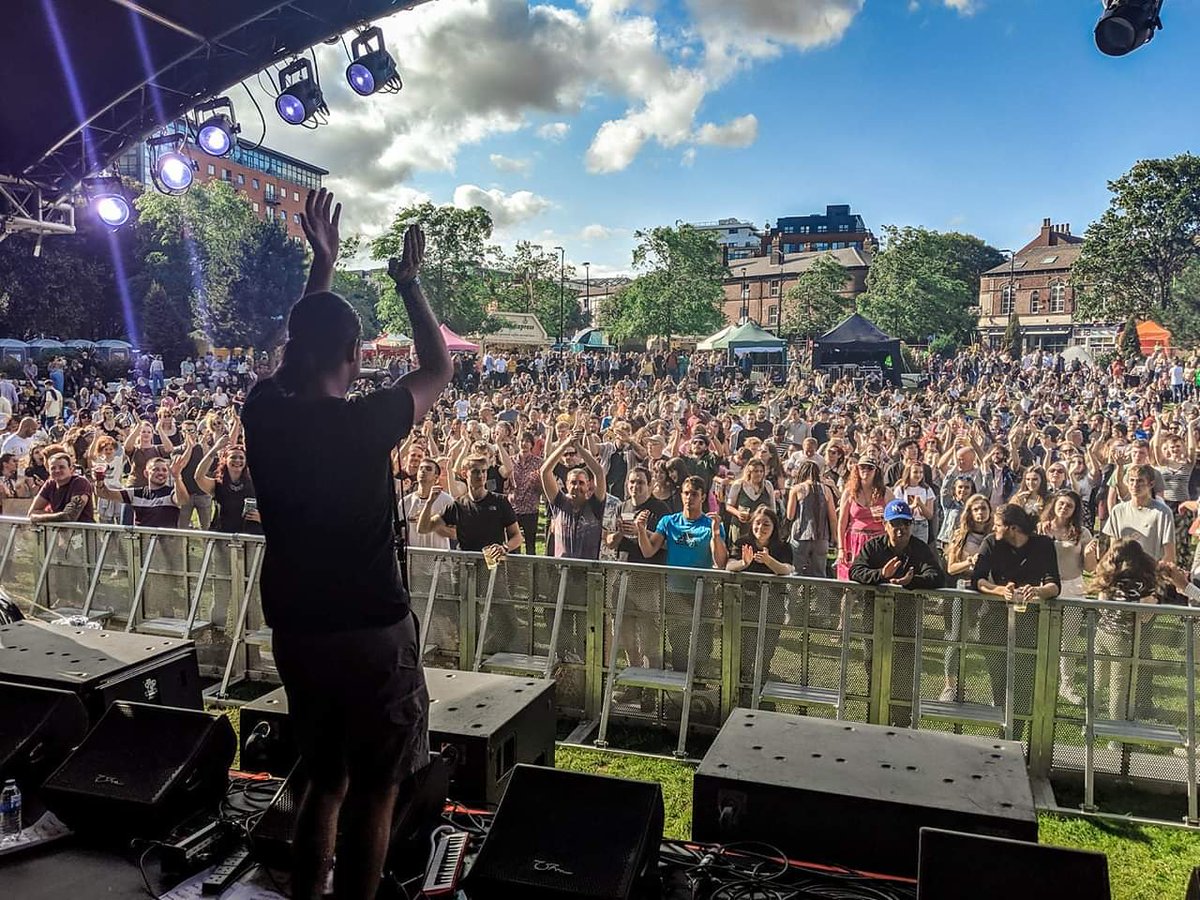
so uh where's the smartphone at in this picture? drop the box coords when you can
[243,498,257,517]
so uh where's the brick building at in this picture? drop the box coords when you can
[117,137,327,240]
[723,247,870,330]
[976,218,1113,351]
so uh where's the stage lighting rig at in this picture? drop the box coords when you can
[346,26,402,96]
[194,97,240,157]
[1096,0,1164,56]
[276,58,327,125]
[81,173,132,229]
[147,132,197,195]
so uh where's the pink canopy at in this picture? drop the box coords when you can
[439,323,478,353]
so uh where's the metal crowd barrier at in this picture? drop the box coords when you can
[1,517,1197,825]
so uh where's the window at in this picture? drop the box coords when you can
[265,183,276,200]
[252,202,259,212]
[206,164,215,176]
[831,242,845,250]
[1050,282,1066,313]
[838,223,850,232]
[728,228,738,235]
[252,178,260,190]
[293,213,301,223]
[1040,256,1059,265]
[798,225,810,234]
[222,168,231,181]
[293,191,300,202]
[237,173,245,186]
[768,305,779,326]
[814,242,830,251]
[816,224,829,233]
[783,225,796,234]
[1029,290,1041,314]
[740,283,750,300]
[770,280,780,297]
[1000,284,1016,315]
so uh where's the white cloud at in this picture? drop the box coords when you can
[536,122,571,141]
[580,223,619,241]
[685,0,864,65]
[452,184,552,229]
[681,147,696,167]
[942,0,981,13]
[695,114,758,148]
[489,153,532,174]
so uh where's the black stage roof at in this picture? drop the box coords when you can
[0,0,429,198]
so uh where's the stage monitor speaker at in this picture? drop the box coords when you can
[250,754,452,876]
[41,702,235,841]
[0,682,88,787]
[693,710,1037,878]
[917,828,1111,900]
[465,765,663,900]
[1188,866,1200,900]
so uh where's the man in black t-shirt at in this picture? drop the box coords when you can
[419,455,522,554]
[240,190,452,900]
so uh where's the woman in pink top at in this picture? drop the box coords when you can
[836,455,887,580]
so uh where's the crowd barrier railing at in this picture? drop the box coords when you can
[1,516,1196,825]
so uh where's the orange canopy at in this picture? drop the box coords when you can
[1136,320,1171,354]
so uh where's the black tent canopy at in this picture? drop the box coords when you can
[812,313,903,385]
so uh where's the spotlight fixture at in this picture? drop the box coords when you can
[276,58,327,125]
[147,132,197,195]
[81,173,132,229]
[1095,0,1163,56]
[194,96,240,157]
[346,26,401,96]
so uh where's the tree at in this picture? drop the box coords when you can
[1119,314,1142,359]
[0,229,127,340]
[596,223,726,344]
[219,221,308,349]
[1073,154,1200,322]
[490,241,582,341]
[370,202,495,335]
[1003,308,1022,360]
[782,255,852,338]
[140,281,194,366]
[135,180,259,349]
[858,226,1005,343]
[1162,256,1200,344]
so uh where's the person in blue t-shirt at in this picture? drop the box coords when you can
[636,475,728,670]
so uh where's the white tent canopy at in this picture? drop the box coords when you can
[696,325,733,352]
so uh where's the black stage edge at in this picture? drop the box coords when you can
[693,710,1037,878]
[0,620,202,722]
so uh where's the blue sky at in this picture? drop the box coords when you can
[258,0,1200,275]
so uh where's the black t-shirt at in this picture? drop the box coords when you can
[618,496,668,563]
[442,491,518,551]
[242,379,414,634]
[731,537,791,575]
[213,475,260,535]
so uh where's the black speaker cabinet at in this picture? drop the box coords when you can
[42,702,235,840]
[693,710,1037,878]
[465,765,663,900]
[0,620,202,724]
[0,682,88,785]
[918,828,1111,900]
[240,668,555,807]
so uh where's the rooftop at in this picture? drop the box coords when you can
[727,247,871,278]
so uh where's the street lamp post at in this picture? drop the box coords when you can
[997,248,1019,353]
[553,245,565,345]
[740,266,748,323]
[583,262,591,321]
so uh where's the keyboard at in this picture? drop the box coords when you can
[422,830,469,896]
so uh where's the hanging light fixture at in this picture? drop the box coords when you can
[346,26,401,96]
[1095,0,1164,56]
[147,131,197,195]
[276,58,327,125]
[82,173,132,228]
[194,96,240,157]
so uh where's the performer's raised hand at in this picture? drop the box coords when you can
[388,224,425,288]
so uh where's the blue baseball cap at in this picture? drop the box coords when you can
[883,499,914,523]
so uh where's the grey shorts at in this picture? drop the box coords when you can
[273,612,429,788]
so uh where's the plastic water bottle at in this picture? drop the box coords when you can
[0,780,21,840]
